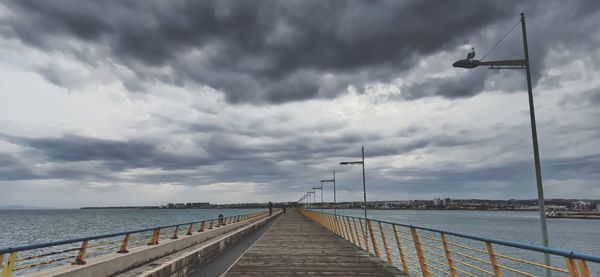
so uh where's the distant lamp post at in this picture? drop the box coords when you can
[453,13,551,274]
[313,187,323,212]
[321,171,336,215]
[307,191,315,208]
[340,146,368,221]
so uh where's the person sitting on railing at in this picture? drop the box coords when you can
[218,214,224,226]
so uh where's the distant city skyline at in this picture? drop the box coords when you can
[1,1,600,208]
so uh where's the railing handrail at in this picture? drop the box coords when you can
[0,210,263,254]
[309,209,600,263]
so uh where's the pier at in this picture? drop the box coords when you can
[2,209,600,276]
[224,209,403,276]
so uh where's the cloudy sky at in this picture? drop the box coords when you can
[1,1,599,208]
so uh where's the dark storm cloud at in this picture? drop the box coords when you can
[1,0,523,103]
[365,153,600,196]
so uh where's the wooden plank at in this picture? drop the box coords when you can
[224,209,406,276]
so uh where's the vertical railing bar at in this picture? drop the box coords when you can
[392,225,409,273]
[346,217,357,245]
[379,222,393,265]
[486,242,502,277]
[171,226,179,240]
[564,257,578,277]
[186,223,193,236]
[0,252,16,277]
[352,218,362,249]
[577,259,590,277]
[73,240,88,265]
[367,220,380,257]
[117,234,130,253]
[440,233,457,277]
[359,219,370,253]
[411,227,430,277]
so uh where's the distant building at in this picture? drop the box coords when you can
[597,203,600,211]
[433,198,441,206]
[442,198,452,206]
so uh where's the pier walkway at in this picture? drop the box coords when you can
[223,209,405,276]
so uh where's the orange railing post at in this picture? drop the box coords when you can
[148,228,160,245]
[392,225,409,273]
[565,257,579,277]
[359,219,370,253]
[440,233,456,277]
[73,240,88,265]
[367,220,380,257]
[171,226,180,239]
[346,217,356,245]
[186,223,193,236]
[379,222,392,265]
[352,218,362,249]
[578,259,591,277]
[117,234,130,253]
[198,221,205,232]
[486,242,502,277]
[411,227,430,277]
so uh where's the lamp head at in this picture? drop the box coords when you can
[453,59,480,68]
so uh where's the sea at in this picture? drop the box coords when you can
[0,208,598,275]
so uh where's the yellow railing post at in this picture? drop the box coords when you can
[148,228,160,245]
[0,252,16,277]
[486,242,502,277]
[564,257,579,277]
[337,215,346,239]
[411,227,430,277]
[367,220,380,257]
[440,233,456,277]
[392,225,409,273]
[329,215,336,232]
[118,234,130,253]
[379,222,393,265]
[346,217,357,245]
[73,240,88,265]
[198,221,205,232]
[186,223,193,235]
[335,216,343,236]
[578,259,590,277]
[359,219,370,253]
[341,216,350,240]
[171,226,180,239]
[352,218,362,249]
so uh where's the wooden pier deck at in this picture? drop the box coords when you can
[223,209,406,276]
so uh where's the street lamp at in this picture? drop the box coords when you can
[321,171,336,215]
[340,146,368,221]
[453,13,551,274]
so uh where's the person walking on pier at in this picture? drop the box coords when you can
[268,201,273,216]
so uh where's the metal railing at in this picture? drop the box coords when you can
[301,209,599,277]
[0,210,269,276]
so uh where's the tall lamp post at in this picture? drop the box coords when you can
[340,146,368,221]
[453,13,551,274]
[321,171,336,215]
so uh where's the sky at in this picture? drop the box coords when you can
[1,1,599,208]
